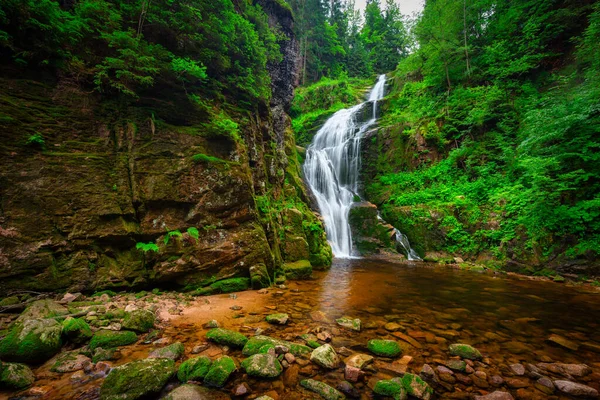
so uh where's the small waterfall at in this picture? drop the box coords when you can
[304,74,420,260]
[394,229,422,261]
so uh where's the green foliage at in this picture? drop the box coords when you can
[25,133,45,149]
[164,230,182,245]
[187,227,199,240]
[192,153,228,164]
[136,242,159,253]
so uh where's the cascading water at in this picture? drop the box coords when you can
[304,74,420,260]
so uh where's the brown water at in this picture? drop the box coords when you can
[4,258,600,399]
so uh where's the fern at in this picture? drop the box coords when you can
[164,230,183,244]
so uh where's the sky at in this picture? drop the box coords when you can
[355,0,424,16]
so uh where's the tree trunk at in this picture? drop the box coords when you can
[463,0,471,80]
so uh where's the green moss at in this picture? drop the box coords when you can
[89,330,137,351]
[367,339,402,357]
[241,353,283,378]
[203,356,236,387]
[92,347,119,363]
[283,260,312,280]
[105,308,126,320]
[61,317,93,344]
[209,277,250,293]
[178,356,212,382]
[122,310,155,333]
[373,379,406,398]
[206,328,248,348]
[0,362,35,389]
[300,379,345,400]
[0,319,63,363]
[250,263,271,289]
[401,373,433,399]
[242,335,311,357]
[0,296,20,307]
[448,343,482,360]
[99,358,176,400]
[149,342,185,360]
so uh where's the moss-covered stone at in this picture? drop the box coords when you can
[0,318,63,363]
[17,299,69,322]
[243,335,311,357]
[89,330,137,351]
[401,373,433,399]
[164,384,230,400]
[283,260,312,280]
[99,358,176,400]
[209,278,251,293]
[241,353,283,378]
[266,313,289,325]
[148,342,185,360]
[50,350,91,373]
[204,356,236,387]
[105,308,127,320]
[367,339,402,357]
[92,347,120,363]
[62,317,93,344]
[0,296,19,307]
[310,344,340,369]
[206,328,248,348]
[121,309,155,333]
[448,343,482,360]
[177,356,212,382]
[250,263,271,289]
[348,202,395,255]
[445,359,467,372]
[300,379,345,400]
[336,317,361,332]
[373,379,407,399]
[0,362,35,389]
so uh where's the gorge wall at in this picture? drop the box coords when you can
[0,0,331,293]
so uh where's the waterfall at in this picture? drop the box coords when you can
[303,74,420,260]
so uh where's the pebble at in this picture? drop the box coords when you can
[509,363,525,376]
[534,376,554,394]
[233,382,251,396]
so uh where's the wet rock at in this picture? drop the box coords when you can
[448,343,482,360]
[420,364,436,381]
[192,342,210,354]
[505,377,529,389]
[336,317,361,332]
[233,382,251,396]
[275,345,289,354]
[283,260,312,280]
[402,373,433,400]
[534,377,554,395]
[554,380,599,397]
[582,342,600,353]
[203,320,220,329]
[310,311,333,324]
[61,317,93,344]
[345,365,364,382]
[472,371,490,388]
[374,359,410,375]
[250,263,270,289]
[61,293,82,303]
[90,330,137,351]
[337,381,360,398]
[310,344,340,369]
[537,362,592,377]
[317,331,332,342]
[210,278,251,294]
[255,397,275,400]
[284,353,295,364]
[490,375,505,387]
[473,391,515,400]
[367,339,402,357]
[503,341,530,354]
[121,309,155,333]
[384,322,403,332]
[0,362,35,389]
[0,318,63,363]
[206,328,248,348]
[243,336,311,357]
[50,351,91,373]
[70,370,90,384]
[164,384,231,400]
[204,356,236,387]
[149,342,185,360]
[547,334,579,351]
[241,353,283,378]
[344,353,374,369]
[392,332,423,349]
[266,313,289,325]
[445,359,467,372]
[92,361,111,378]
[99,358,175,400]
[373,378,407,399]
[509,363,525,376]
[92,347,121,363]
[300,379,345,400]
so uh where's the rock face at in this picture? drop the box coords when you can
[348,202,396,255]
[0,0,331,294]
[99,358,176,400]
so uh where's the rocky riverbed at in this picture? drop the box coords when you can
[1,258,600,399]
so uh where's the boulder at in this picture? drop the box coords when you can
[448,343,482,360]
[90,330,137,351]
[50,351,91,373]
[243,335,311,357]
[148,342,185,360]
[310,344,340,369]
[206,328,248,348]
[99,358,176,400]
[204,356,236,387]
[0,362,35,389]
[367,339,402,357]
[402,373,433,400]
[373,378,406,399]
[61,317,93,344]
[283,260,312,280]
[241,353,283,378]
[300,379,345,400]
[250,263,271,289]
[336,317,361,332]
[0,318,63,363]
[210,278,251,294]
[178,356,212,382]
[122,310,155,333]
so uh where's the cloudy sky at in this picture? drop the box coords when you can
[355,0,424,16]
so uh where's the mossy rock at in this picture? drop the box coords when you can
[241,353,283,378]
[243,335,311,357]
[177,356,212,382]
[164,384,230,400]
[50,350,91,373]
[283,260,312,280]
[121,309,155,333]
[148,342,185,360]
[310,344,340,369]
[0,318,63,363]
[209,278,250,293]
[193,287,214,296]
[62,317,93,344]
[16,299,69,322]
[250,263,271,289]
[105,308,127,320]
[204,356,236,387]
[336,317,361,332]
[373,378,407,399]
[0,296,20,307]
[402,373,433,399]
[448,343,482,360]
[300,379,345,400]
[206,328,248,348]
[90,330,137,351]
[0,362,35,389]
[99,358,176,400]
[92,347,120,363]
[266,313,289,325]
[367,339,402,357]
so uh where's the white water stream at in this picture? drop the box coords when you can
[304,75,421,260]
